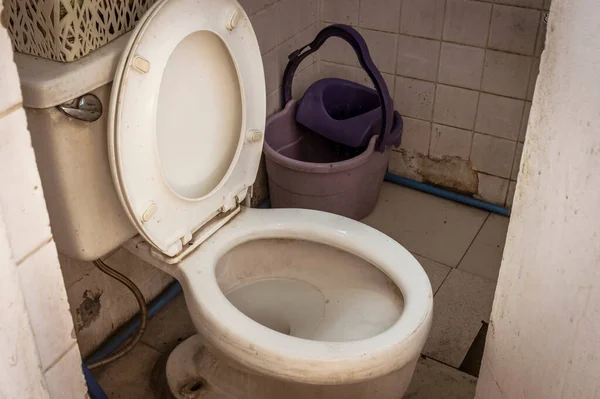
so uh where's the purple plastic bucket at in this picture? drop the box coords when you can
[263,24,403,220]
[264,101,397,220]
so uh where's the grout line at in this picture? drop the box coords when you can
[43,342,77,373]
[469,0,497,165]
[420,354,469,373]
[16,236,53,266]
[455,212,491,269]
[0,102,23,119]
[427,0,448,158]
[324,58,539,102]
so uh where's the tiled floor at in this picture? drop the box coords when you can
[92,183,509,398]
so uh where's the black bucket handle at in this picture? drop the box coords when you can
[282,24,394,152]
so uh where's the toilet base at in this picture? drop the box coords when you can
[161,335,417,399]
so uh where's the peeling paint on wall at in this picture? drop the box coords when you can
[75,289,102,331]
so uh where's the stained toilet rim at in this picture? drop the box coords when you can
[178,207,434,385]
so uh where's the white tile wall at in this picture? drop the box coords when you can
[0,212,51,399]
[0,19,87,398]
[319,0,547,205]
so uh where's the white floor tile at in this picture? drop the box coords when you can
[458,214,509,280]
[363,183,489,266]
[405,356,477,399]
[423,269,496,367]
[141,293,197,353]
[93,342,161,399]
[414,254,451,294]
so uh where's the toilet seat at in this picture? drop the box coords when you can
[108,0,265,258]
[176,207,433,385]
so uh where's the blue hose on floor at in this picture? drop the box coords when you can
[82,364,108,399]
[384,173,511,217]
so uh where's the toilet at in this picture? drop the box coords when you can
[15,0,433,397]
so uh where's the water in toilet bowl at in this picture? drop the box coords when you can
[216,239,404,342]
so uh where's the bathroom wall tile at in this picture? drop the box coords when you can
[17,241,77,371]
[320,61,356,81]
[141,294,197,353]
[322,0,360,25]
[400,0,445,40]
[278,0,318,43]
[320,36,360,66]
[94,343,162,399]
[0,108,52,263]
[250,3,281,53]
[238,0,278,15]
[443,0,492,48]
[399,117,432,154]
[511,142,524,180]
[423,269,496,367]
[519,102,532,142]
[396,35,440,82]
[495,0,543,8]
[489,5,540,55]
[527,57,540,101]
[292,62,320,99]
[475,93,524,140]
[394,77,436,120]
[277,23,320,77]
[506,180,517,207]
[414,255,451,294]
[481,50,533,99]
[359,28,398,74]
[429,124,473,160]
[458,213,509,281]
[433,85,479,130]
[470,133,516,178]
[406,357,477,398]
[358,0,401,33]
[57,253,96,289]
[44,345,86,399]
[535,12,548,56]
[476,174,509,206]
[362,183,489,267]
[387,151,424,182]
[262,49,280,95]
[354,68,396,93]
[266,88,283,117]
[438,43,485,90]
[0,217,51,399]
[0,27,23,113]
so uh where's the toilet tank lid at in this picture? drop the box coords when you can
[14,33,132,109]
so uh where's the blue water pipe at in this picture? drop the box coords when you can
[384,173,511,217]
[84,173,509,375]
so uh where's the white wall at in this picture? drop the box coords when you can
[0,14,87,399]
[476,0,600,397]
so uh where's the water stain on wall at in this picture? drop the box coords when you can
[76,289,103,331]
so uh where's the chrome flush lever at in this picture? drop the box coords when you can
[57,94,103,122]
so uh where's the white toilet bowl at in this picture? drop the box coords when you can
[177,207,432,385]
[128,206,433,398]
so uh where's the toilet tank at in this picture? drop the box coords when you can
[15,34,137,261]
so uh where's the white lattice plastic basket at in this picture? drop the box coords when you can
[2,0,159,62]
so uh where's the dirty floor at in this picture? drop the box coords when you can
[92,182,508,398]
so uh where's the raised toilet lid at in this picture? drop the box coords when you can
[108,0,266,257]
